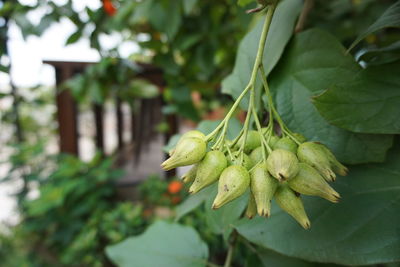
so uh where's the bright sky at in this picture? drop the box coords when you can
[0,0,139,88]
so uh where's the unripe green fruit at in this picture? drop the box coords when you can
[273,137,298,153]
[236,130,261,153]
[170,130,205,156]
[268,135,280,147]
[250,163,278,217]
[212,165,250,209]
[249,146,264,167]
[297,142,338,182]
[181,164,198,184]
[274,185,310,229]
[288,163,340,203]
[161,137,206,171]
[266,149,299,181]
[319,144,348,176]
[228,151,253,170]
[189,151,227,194]
[292,133,307,143]
[245,192,257,219]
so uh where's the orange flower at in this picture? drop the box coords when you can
[103,0,117,16]
[168,181,183,194]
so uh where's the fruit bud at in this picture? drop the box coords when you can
[245,192,257,219]
[249,146,264,167]
[212,165,250,209]
[161,137,206,171]
[292,133,307,143]
[236,130,261,153]
[250,163,278,217]
[181,164,198,184]
[170,130,206,156]
[319,144,348,176]
[297,142,337,182]
[268,135,280,147]
[228,151,254,170]
[288,163,340,203]
[274,185,310,229]
[189,151,227,194]
[273,137,298,154]
[266,149,299,181]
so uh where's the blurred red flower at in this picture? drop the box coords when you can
[103,0,117,16]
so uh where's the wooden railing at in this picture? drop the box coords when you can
[43,60,178,179]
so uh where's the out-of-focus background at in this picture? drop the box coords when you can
[1,0,399,266]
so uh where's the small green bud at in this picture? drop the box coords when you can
[249,146,265,167]
[288,163,340,203]
[189,151,227,194]
[292,133,307,143]
[273,137,298,153]
[228,151,254,170]
[236,130,261,153]
[274,185,310,229]
[161,137,206,170]
[245,192,257,219]
[250,163,278,217]
[181,164,198,184]
[297,142,337,182]
[266,149,299,181]
[170,130,205,156]
[212,165,250,209]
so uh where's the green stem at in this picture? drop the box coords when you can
[223,231,238,267]
[259,66,301,145]
[205,84,252,143]
[205,3,277,145]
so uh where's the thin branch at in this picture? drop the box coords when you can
[295,0,314,33]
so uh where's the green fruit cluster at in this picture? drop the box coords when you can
[162,129,347,229]
[161,0,347,230]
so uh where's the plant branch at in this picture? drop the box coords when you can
[295,0,314,33]
[223,231,238,267]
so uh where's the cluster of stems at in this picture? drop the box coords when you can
[205,2,299,166]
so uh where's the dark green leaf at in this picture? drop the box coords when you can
[175,185,215,221]
[256,247,338,267]
[222,0,302,109]
[149,1,182,40]
[270,29,393,164]
[238,0,254,7]
[357,40,400,66]
[65,29,83,45]
[348,1,400,51]
[235,141,400,265]
[204,188,248,240]
[183,0,198,14]
[313,62,400,134]
[106,221,209,267]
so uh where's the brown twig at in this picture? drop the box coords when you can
[295,0,314,33]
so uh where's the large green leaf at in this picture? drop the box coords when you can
[175,185,215,221]
[222,0,302,109]
[348,0,400,51]
[313,62,400,134]
[204,186,248,240]
[235,141,400,265]
[269,29,393,164]
[106,221,209,267]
